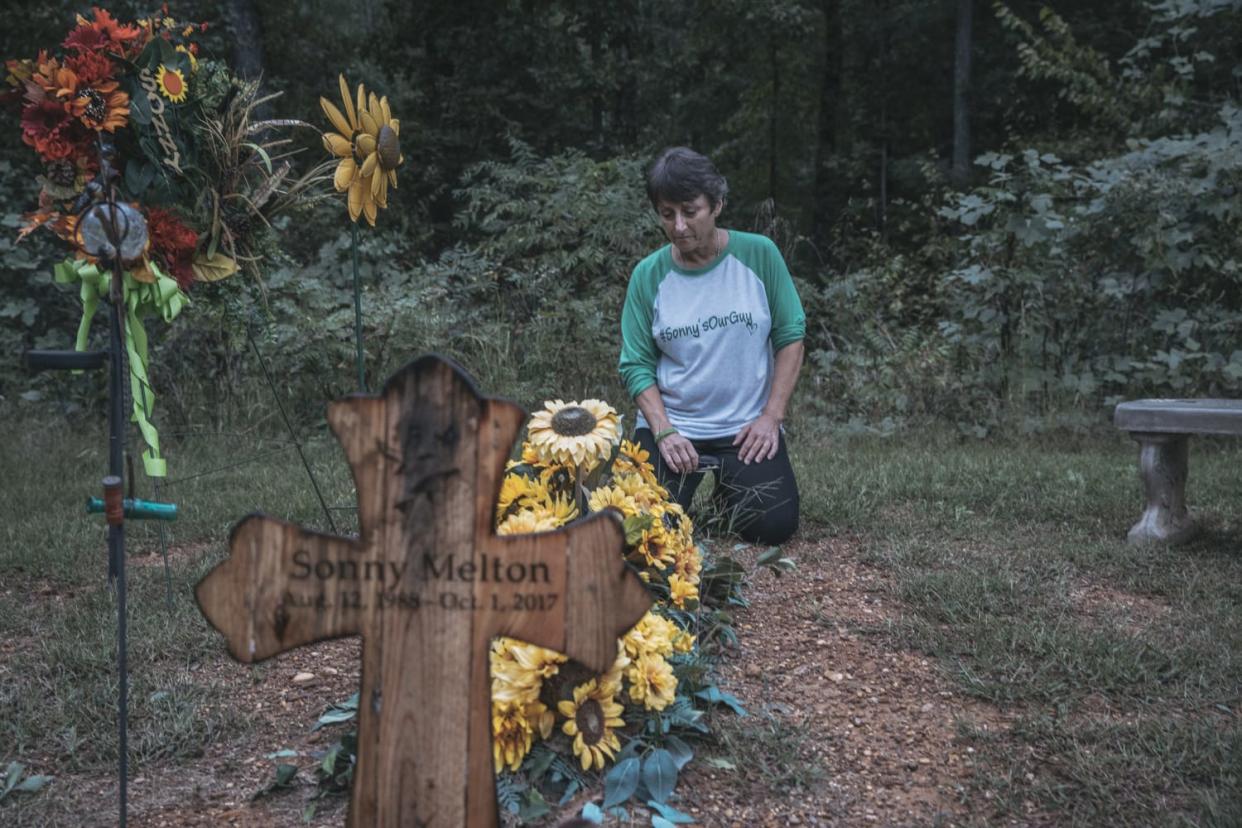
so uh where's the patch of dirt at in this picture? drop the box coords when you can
[126,541,215,568]
[1068,583,1171,635]
[678,535,1020,827]
[46,638,361,827]
[27,535,1022,826]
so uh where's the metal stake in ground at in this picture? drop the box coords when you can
[78,141,146,828]
[195,355,652,826]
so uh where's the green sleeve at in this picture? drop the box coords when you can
[761,237,806,349]
[618,257,662,398]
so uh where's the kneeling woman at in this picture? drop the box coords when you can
[619,146,805,545]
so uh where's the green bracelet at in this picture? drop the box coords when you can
[654,427,679,445]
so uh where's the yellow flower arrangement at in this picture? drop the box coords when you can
[487,398,713,779]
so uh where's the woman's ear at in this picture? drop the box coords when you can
[712,199,724,218]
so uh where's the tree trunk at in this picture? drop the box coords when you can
[591,10,604,147]
[226,0,265,82]
[811,0,841,245]
[952,0,974,185]
[769,41,780,199]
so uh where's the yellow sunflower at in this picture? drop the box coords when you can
[668,572,698,609]
[492,698,553,773]
[630,527,676,572]
[530,493,578,527]
[175,44,198,74]
[496,473,543,521]
[526,399,620,469]
[613,471,666,508]
[155,65,187,103]
[320,73,404,226]
[674,542,703,585]
[587,484,639,518]
[627,653,677,712]
[558,679,624,772]
[614,439,664,489]
[497,509,561,536]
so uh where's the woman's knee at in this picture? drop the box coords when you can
[733,490,799,545]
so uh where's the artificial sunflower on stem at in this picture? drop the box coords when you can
[319,72,406,391]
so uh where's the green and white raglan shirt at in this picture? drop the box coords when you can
[619,230,806,440]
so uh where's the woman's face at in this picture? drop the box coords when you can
[655,194,721,255]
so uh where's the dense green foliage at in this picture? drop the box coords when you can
[1,0,1239,431]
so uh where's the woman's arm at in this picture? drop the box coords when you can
[635,384,699,473]
[734,339,804,464]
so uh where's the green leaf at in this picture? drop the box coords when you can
[320,745,341,775]
[704,757,737,770]
[695,687,748,716]
[641,749,677,803]
[602,757,640,808]
[623,513,655,545]
[653,818,676,828]
[274,763,298,787]
[191,251,239,283]
[663,735,694,770]
[581,802,605,823]
[4,762,24,795]
[649,799,695,823]
[518,788,551,821]
[244,142,274,175]
[755,546,796,575]
[266,749,299,759]
[15,775,52,793]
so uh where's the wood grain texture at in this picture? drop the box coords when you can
[196,354,652,827]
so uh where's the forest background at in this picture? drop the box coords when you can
[1,0,1240,433]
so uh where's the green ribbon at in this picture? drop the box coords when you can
[53,258,189,477]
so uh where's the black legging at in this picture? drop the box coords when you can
[635,427,800,546]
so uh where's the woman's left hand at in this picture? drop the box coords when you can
[733,413,781,465]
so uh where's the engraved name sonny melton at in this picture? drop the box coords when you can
[291,550,551,584]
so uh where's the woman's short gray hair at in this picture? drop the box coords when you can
[646,147,728,210]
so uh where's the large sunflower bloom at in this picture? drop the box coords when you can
[321,73,404,226]
[558,679,624,772]
[526,399,620,469]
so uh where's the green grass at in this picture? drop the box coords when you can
[0,417,358,822]
[795,427,1242,825]
[2,416,1240,824]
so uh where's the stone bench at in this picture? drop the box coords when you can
[1114,399,1242,544]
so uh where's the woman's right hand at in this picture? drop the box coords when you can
[658,431,699,474]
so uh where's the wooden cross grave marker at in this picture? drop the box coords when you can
[195,355,653,827]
